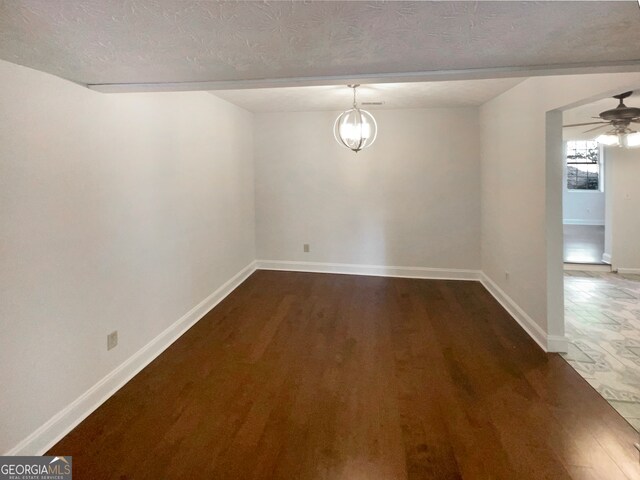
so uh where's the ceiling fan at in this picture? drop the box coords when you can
[563,91,640,148]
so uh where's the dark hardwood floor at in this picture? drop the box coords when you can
[48,271,640,479]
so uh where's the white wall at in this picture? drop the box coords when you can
[604,161,614,262]
[0,60,255,454]
[254,108,481,271]
[480,72,640,351]
[607,146,640,271]
[4,56,640,455]
[562,191,605,225]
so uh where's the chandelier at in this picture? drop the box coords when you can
[333,85,378,153]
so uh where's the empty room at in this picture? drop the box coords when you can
[2,1,640,479]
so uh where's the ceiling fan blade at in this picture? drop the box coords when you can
[563,121,609,128]
[583,124,610,133]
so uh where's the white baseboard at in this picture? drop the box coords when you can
[258,261,567,352]
[256,260,481,281]
[563,219,605,226]
[547,335,570,353]
[4,261,257,457]
[617,267,640,274]
[563,263,611,272]
[7,260,572,456]
[479,273,567,353]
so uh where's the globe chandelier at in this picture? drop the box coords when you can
[333,85,378,153]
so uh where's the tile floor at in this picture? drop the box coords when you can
[563,270,640,431]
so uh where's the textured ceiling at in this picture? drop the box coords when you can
[211,78,525,112]
[0,1,640,89]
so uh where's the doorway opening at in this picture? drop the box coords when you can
[560,94,640,431]
[562,139,609,267]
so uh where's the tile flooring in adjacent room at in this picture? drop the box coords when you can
[563,270,640,430]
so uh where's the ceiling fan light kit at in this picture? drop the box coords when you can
[334,85,378,153]
[628,132,640,148]
[595,132,640,148]
[563,91,640,148]
[595,133,621,146]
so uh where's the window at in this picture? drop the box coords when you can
[566,140,601,191]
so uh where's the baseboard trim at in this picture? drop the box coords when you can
[256,260,481,281]
[257,261,567,352]
[563,263,611,272]
[617,267,640,274]
[479,273,567,353]
[547,335,570,353]
[563,219,605,226]
[4,261,257,457]
[7,260,571,455]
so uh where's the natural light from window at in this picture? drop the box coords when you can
[566,140,601,191]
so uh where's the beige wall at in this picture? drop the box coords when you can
[0,60,255,454]
[254,108,481,271]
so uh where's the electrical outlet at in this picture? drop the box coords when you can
[107,331,118,351]
[303,243,310,253]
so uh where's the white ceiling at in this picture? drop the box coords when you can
[1,1,639,91]
[211,78,525,113]
[564,90,640,124]
[562,90,640,139]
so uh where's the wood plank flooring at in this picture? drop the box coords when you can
[564,224,605,265]
[47,271,640,479]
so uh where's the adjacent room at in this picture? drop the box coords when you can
[562,136,606,266]
[2,2,640,479]
[562,93,640,431]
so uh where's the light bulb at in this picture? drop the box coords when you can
[595,134,619,146]
[626,132,640,148]
[339,120,371,142]
[334,107,377,152]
